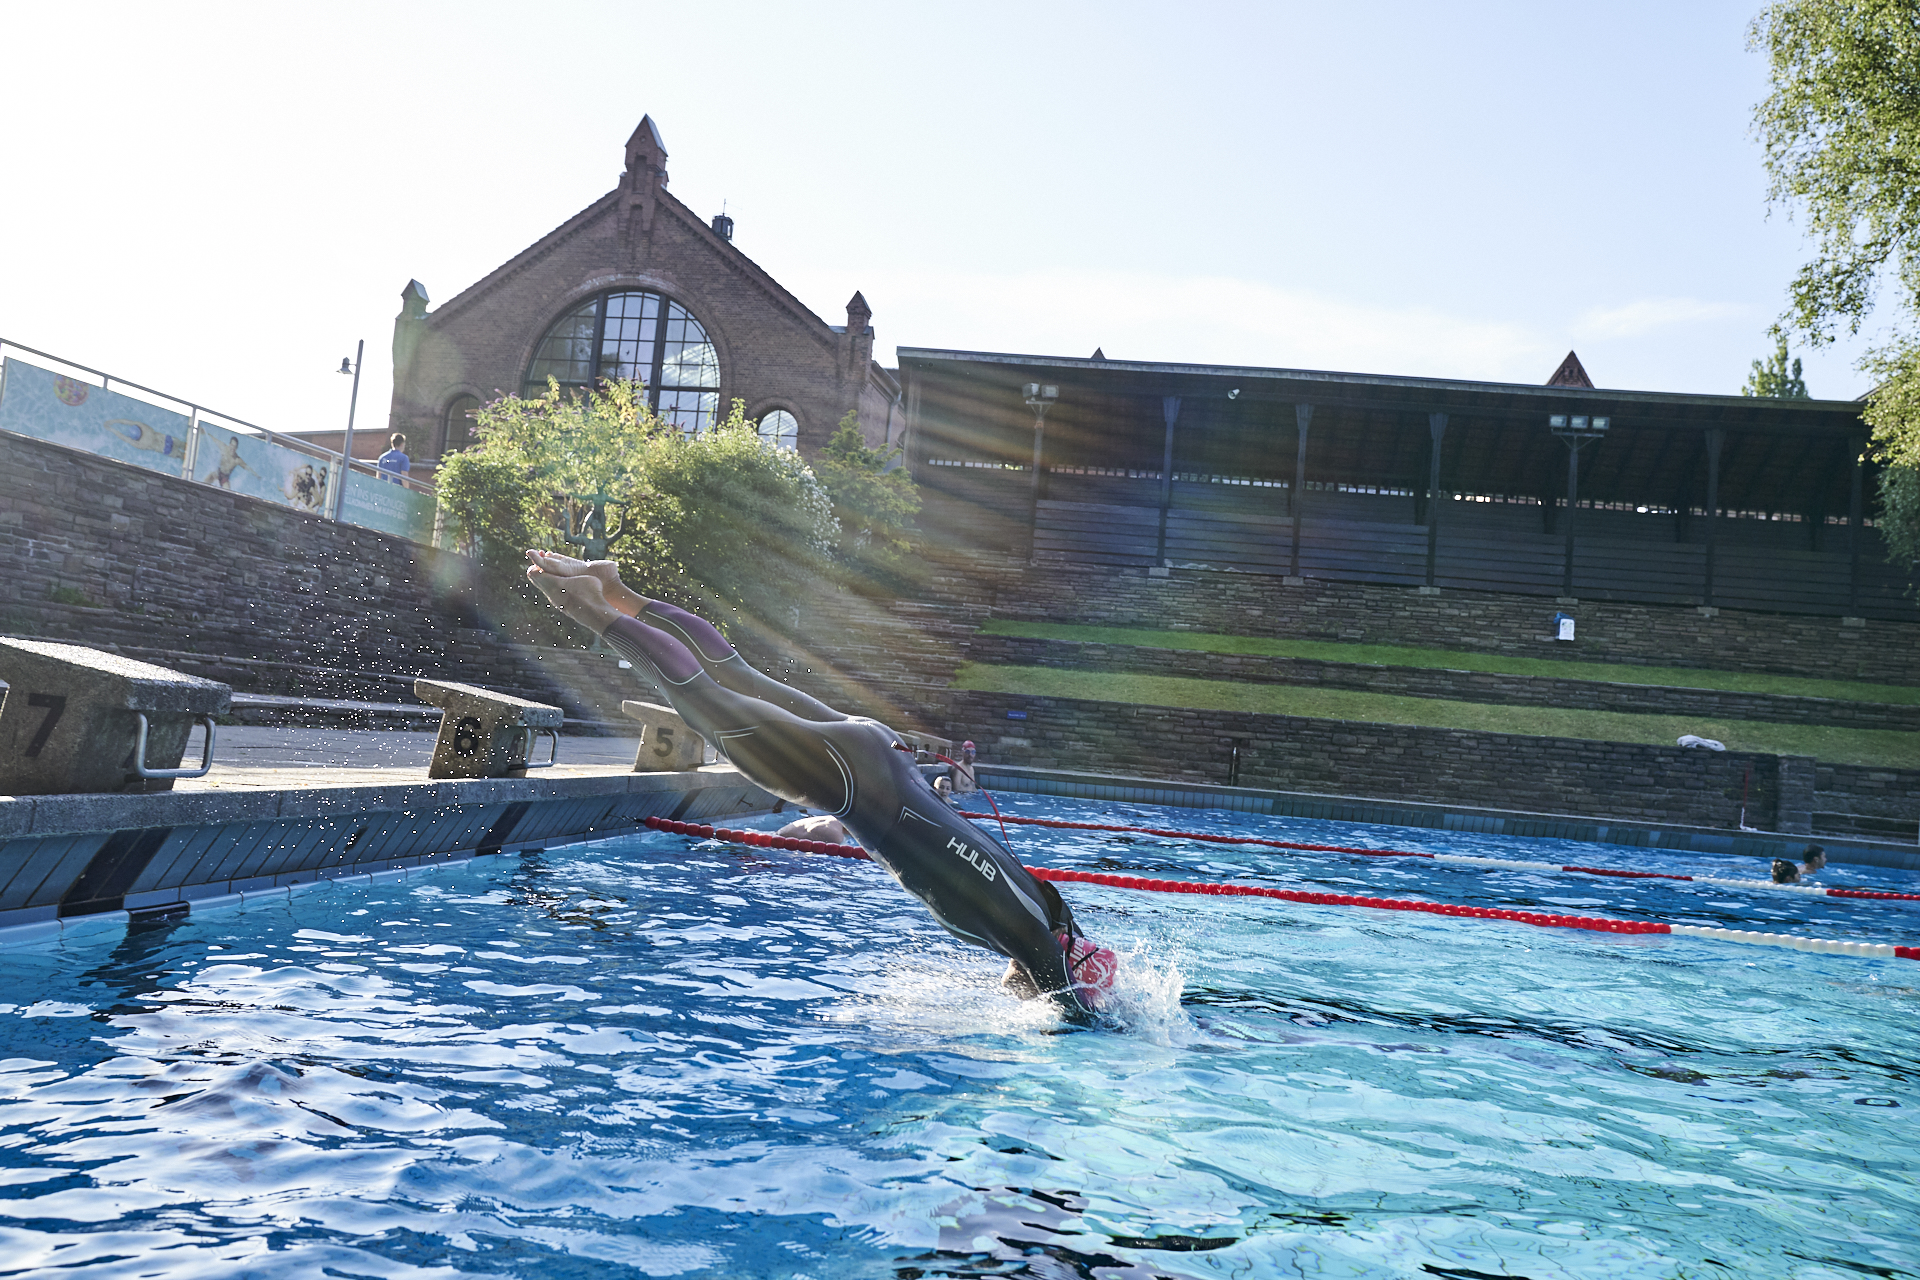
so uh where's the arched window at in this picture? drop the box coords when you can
[758,409,799,452]
[523,289,720,436]
[443,394,481,454]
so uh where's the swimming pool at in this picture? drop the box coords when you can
[3,794,1915,1278]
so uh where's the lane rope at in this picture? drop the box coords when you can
[640,817,1920,963]
[958,811,1920,904]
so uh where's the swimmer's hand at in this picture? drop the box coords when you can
[525,562,624,633]
[525,549,648,616]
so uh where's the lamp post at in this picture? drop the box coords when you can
[330,339,364,521]
[1022,381,1058,562]
[1548,411,1609,597]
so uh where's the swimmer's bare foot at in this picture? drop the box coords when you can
[525,564,624,633]
[525,549,647,615]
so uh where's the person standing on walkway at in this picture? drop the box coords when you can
[377,433,411,485]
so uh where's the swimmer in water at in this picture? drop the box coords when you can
[523,548,1117,1020]
[1772,843,1828,884]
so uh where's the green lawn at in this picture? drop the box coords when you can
[980,618,1920,706]
[951,662,1920,770]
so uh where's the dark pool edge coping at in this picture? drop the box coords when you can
[0,767,780,950]
[977,764,1920,874]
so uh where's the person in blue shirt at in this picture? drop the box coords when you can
[376,433,411,485]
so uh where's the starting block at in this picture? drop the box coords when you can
[621,700,715,771]
[0,638,229,794]
[414,679,562,779]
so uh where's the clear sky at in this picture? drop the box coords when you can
[0,0,1887,441]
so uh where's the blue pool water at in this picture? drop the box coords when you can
[3,795,1917,1279]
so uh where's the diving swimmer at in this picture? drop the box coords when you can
[523,548,1116,1020]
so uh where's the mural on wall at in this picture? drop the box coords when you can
[2,353,440,545]
[0,358,192,477]
[191,424,330,515]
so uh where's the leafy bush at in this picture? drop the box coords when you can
[436,379,839,633]
[812,412,921,592]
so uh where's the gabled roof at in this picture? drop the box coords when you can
[426,172,842,361]
[897,347,1864,434]
[1545,350,1594,388]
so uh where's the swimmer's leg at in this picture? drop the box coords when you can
[637,598,848,722]
[525,549,847,722]
[525,562,796,750]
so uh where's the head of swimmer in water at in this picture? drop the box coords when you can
[961,740,976,761]
[1803,844,1827,874]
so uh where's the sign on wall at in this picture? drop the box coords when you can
[341,467,436,542]
[190,423,331,516]
[0,358,192,478]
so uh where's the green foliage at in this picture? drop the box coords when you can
[628,400,839,633]
[1741,337,1810,398]
[1750,1,1920,561]
[47,584,96,608]
[1877,452,1920,566]
[1750,1,1920,345]
[435,379,838,631]
[433,447,549,571]
[812,412,921,586]
[1862,340,1920,564]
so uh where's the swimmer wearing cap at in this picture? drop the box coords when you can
[524,550,1117,1021]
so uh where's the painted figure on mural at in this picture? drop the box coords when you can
[284,463,326,513]
[202,431,259,490]
[102,419,183,460]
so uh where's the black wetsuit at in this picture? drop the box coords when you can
[603,600,1093,1018]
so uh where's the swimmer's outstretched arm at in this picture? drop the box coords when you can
[526,549,847,722]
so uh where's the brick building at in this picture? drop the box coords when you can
[385,116,901,466]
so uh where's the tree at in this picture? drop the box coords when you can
[811,412,921,588]
[1750,0,1920,557]
[433,447,549,573]
[1741,337,1810,398]
[436,378,839,632]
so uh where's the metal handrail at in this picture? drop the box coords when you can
[131,713,217,780]
[520,727,559,770]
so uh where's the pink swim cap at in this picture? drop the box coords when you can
[1058,933,1117,1010]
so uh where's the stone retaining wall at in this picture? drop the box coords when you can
[964,634,1920,731]
[932,554,1920,685]
[940,688,1792,832]
[0,430,958,731]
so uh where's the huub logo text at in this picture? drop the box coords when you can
[945,837,998,883]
